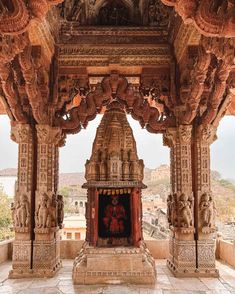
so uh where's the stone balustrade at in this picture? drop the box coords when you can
[1,238,235,268]
[0,239,13,264]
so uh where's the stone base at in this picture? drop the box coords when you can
[9,260,62,279]
[167,259,219,278]
[73,242,156,284]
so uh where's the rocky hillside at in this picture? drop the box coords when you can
[1,165,235,222]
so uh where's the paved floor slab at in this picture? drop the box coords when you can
[0,260,234,294]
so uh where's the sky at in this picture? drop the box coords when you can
[0,115,235,180]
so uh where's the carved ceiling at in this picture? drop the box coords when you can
[0,0,234,136]
[58,0,172,28]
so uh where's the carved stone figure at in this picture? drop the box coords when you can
[69,0,86,23]
[200,193,215,228]
[11,201,20,227]
[143,0,170,27]
[50,194,57,227]
[98,2,130,26]
[36,193,51,228]
[14,194,30,228]
[167,194,173,225]
[57,194,64,229]
[178,193,193,228]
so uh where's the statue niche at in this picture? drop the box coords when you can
[143,0,170,27]
[97,1,131,26]
[60,0,86,24]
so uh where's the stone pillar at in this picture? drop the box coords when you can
[164,125,196,276]
[9,123,35,278]
[194,124,219,276]
[33,125,64,277]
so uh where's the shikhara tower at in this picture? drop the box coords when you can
[73,101,156,284]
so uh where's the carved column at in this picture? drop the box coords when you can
[164,125,196,276]
[9,123,35,278]
[33,125,63,277]
[193,124,219,276]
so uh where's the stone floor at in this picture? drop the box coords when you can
[0,260,235,294]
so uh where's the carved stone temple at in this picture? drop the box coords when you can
[73,101,155,284]
[0,0,234,284]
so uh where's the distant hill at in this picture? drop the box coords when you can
[0,168,17,176]
[59,172,85,187]
[1,165,235,222]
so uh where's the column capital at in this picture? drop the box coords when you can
[36,124,65,146]
[178,125,192,144]
[11,123,33,144]
[197,125,217,144]
[163,125,193,147]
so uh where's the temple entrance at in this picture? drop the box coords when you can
[98,191,131,246]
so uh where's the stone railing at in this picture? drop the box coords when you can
[0,239,13,264]
[60,239,170,259]
[1,238,235,269]
[216,238,235,268]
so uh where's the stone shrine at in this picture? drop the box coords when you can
[0,0,234,283]
[73,101,156,284]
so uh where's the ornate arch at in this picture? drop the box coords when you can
[57,73,175,135]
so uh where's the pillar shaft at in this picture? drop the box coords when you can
[9,123,35,277]
[164,125,195,276]
[165,124,219,277]
[33,125,64,276]
[193,125,218,275]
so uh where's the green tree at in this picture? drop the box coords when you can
[0,185,14,241]
[58,186,70,198]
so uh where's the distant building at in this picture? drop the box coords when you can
[150,164,169,181]
[61,215,86,240]
[64,185,87,215]
[142,194,165,213]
